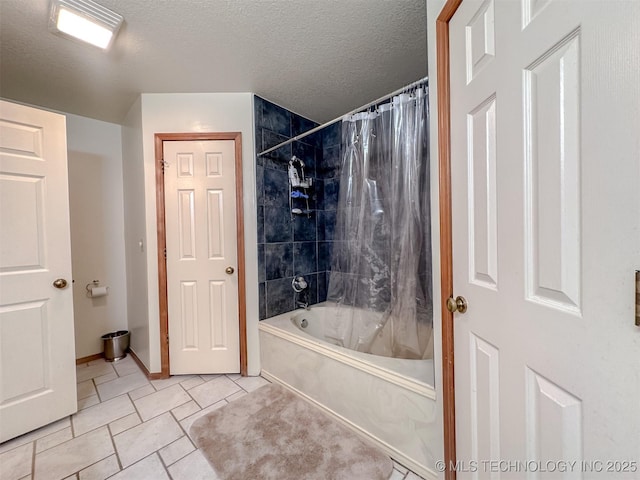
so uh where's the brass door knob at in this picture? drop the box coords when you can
[225,266,235,275]
[446,295,467,314]
[53,278,68,289]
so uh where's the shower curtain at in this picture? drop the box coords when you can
[325,87,433,360]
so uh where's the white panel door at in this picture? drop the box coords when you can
[450,0,640,476]
[0,100,77,442]
[164,140,240,374]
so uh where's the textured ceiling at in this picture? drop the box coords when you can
[0,0,427,124]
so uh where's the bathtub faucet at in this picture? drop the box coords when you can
[292,276,310,309]
[295,289,310,310]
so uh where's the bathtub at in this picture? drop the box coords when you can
[259,303,439,479]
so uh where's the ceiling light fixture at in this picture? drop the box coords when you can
[49,0,123,50]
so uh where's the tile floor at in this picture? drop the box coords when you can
[0,356,425,480]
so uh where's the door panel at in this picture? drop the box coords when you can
[450,0,640,475]
[164,140,240,374]
[0,100,76,442]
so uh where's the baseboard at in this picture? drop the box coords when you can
[129,349,167,380]
[261,370,437,480]
[76,353,104,365]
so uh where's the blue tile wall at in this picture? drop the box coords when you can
[293,242,317,276]
[264,207,292,243]
[323,178,339,211]
[266,277,295,317]
[293,214,316,242]
[255,95,340,319]
[265,243,293,280]
[263,168,290,209]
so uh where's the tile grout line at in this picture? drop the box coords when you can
[67,362,426,480]
[30,440,36,480]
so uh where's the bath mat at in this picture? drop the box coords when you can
[189,383,393,480]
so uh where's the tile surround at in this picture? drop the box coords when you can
[0,357,422,479]
[255,95,339,320]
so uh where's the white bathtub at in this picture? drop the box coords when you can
[259,304,439,479]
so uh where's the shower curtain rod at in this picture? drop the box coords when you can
[257,75,428,157]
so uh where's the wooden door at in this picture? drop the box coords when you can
[163,139,241,374]
[0,100,77,442]
[449,0,640,476]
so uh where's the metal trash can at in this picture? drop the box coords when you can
[101,330,130,362]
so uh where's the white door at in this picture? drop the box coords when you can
[164,140,240,374]
[0,101,77,442]
[450,0,640,475]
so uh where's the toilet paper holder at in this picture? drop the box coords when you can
[86,280,108,298]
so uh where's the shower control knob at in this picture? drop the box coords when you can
[446,295,467,314]
[225,266,235,275]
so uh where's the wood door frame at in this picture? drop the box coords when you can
[154,132,248,378]
[437,0,463,478]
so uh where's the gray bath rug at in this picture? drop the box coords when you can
[189,382,393,480]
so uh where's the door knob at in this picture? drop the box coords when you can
[53,278,68,289]
[225,266,235,275]
[446,295,467,314]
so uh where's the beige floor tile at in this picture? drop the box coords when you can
[389,469,407,480]
[198,374,221,382]
[33,427,113,480]
[35,427,73,453]
[95,372,149,401]
[108,413,141,436]
[0,442,33,480]
[180,376,204,390]
[127,384,154,401]
[76,381,96,400]
[225,373,241,381]
[112,357,139,377]
[234,375,269,392]
[171,401,201,421]
[72,395,135,437]
[150,375,194,391]
[134,384,190,421]
[78,454,120,480]
[179,400,227,437]
[225,391,247,402]
[393,461,409,474]
[0,417,70,455]
[405,472,425,480]
[158,436,194,467]
[108,454,169,480]
[113,413,182,468]
[77,395,100,411]
[92,372,118,386]
[188,377,240,408]
[76,364,114,384]
[167,450,219,480]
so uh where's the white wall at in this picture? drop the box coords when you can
[426,1,446,477]
[66,113,128,359]
[121,97,152,367]
[129,93,259,375]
